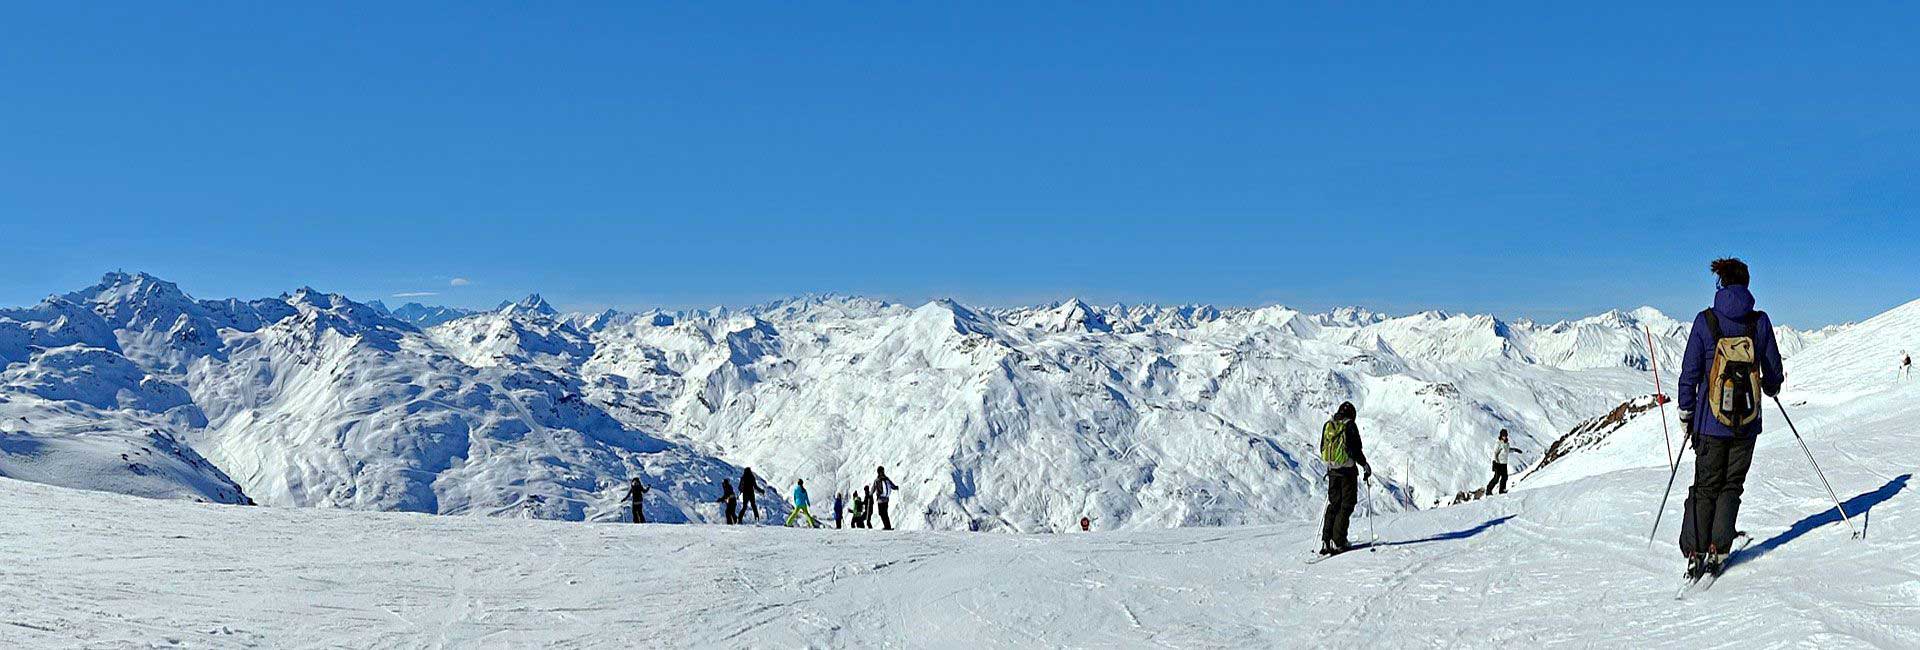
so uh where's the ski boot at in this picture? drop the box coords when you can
[1706,553,1729,577]
[1684,554,1707,580]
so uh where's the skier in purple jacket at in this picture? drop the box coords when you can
[1674,258,1785,578]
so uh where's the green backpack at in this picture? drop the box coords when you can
[1321,419,1352,465]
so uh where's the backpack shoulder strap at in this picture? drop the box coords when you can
[1702,309,1722,340]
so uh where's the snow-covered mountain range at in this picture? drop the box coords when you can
[7,298,1914,645]
[0,272,1858,531]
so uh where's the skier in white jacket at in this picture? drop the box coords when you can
[1485,430,1523,495]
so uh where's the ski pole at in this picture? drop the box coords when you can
[1647,418,1696,550]
[1772,396,1861,539]
[1365,474,1379,551]
[1644,325,1675,470]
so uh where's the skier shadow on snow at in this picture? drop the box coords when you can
[1728,473,1909,571]
[1374,514,1515,549]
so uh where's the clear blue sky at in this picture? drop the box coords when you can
[3,3,1914,326]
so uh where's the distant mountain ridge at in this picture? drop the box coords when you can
[0,272,1862,531]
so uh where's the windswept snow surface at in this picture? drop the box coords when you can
[1,371,1911,646]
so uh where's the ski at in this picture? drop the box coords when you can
[1305,543,1376,564]
[1673,533,1752,600]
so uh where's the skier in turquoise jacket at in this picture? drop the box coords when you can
[786,479,820,528]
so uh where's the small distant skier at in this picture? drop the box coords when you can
[834,492,845,529]
[786,479,820,528]
[1319,401,1372,555]
[1676,258,1784,580]
[1484,430,1523,496]
[1079,516,1091,532]
[1903,352,1911,381]
[738,467,762,523]
[850,491,868,529]
[718,479,739,524]
[625,478,648,524]
[872,467,900,530]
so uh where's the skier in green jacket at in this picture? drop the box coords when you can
[1319,401,1373,555]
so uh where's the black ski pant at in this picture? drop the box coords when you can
[741,496,760,522]
[1322,467,1359,547]
[1681,434,1756,556]
[1485,463,1509,495]
[878,500,893,530]
[723,500,738,524]
[631,501,644,524]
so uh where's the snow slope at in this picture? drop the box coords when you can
[1,367,1909,646]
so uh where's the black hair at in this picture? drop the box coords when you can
[1711,258,1750,288]
[1335,401,1357,420]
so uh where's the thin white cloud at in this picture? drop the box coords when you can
[449,277,472,287]
[392,291,439,298]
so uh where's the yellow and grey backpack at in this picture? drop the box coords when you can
[1321,419,1352,466]
[1702,310,1764,428]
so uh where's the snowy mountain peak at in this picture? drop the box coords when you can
[567,308,623,331]
[1314,306,1389,327]
[389,303,475,328]
[1020,298,1111,333]
[499,294,559,318]
[67,271,198,320]
[1628,305,1672,324]
[283,288,408,340]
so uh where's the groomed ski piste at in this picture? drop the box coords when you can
[4,333,1915,648]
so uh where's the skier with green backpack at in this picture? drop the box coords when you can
[1319,401,1374,555]
[1675,258,1784,580]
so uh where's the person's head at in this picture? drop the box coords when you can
[1079,517,1091,531]
[797,478,805,486]
[1711,258,1750,288]
[1499,429,1508,440]
[1335,401,1357,421]
[876,466,887,477]
[631,477,642,486]
[723,479,732,488]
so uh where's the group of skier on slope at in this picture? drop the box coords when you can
[626,465,902,530]
[1316,415,1522,555]
[624,257,1808,582]
[1316,257,1791,582]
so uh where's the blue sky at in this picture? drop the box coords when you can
[2,3,1914,326]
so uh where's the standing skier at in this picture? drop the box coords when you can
[872,467,900,530]
[834,492,845,529]
[1484,430,1522,496]
[850,490,868,529]
[1902,352,1911,381]
[1319,402,1372,555]
[786,479,820,528]
[718,479,739,525]
[625,478,648,524]
[738,467,763,523]
[1676,258,1784,579]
